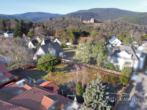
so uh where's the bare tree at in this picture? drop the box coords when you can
[74,64,81,83]
[0,38,33,68]
[81,66,88,87]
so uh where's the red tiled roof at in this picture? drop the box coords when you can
[0,61,8,72]
[0,100,29,110]
[23,84,32,90]
[8,87,68,110]
[78,36,91,43]
[41,96,54,108]
[39,81,59,92]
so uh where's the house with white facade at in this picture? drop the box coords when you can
[107,45,146,71]
[138,42,147,54]
[41,38,51,45]
[28,39,39,49]
[33,42,63,60]
[109,36,121,46]
[4,31,13,38]
[54,38,61,45]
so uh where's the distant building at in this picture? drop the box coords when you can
[33,42,63,60]
[82,18,95,23]
[109,36,121,46]
[78,36,91,43]
[4,31,13,38]
[138,42,147,54]
[28,39,39,49]
[41,38,51,45]
[107,45,146,71]
[54,38,62,45]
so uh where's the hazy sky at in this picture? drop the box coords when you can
[0,0,147,15]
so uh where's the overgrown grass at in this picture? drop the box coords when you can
[26,71,48,81]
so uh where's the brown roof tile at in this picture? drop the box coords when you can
[39,81,59,92]
[0,61,8,72]
[8,87,68,110]
[0,100,29,110]
[41,95,54,108]
[23,84,32,90]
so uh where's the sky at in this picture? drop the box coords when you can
[0,0,147,15]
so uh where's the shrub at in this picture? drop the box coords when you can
[115,65,119,71]
[37,59,61,72]
[106,63,114,70]
[76,82,83,96]
[120,67,132,85]
[60,42,66,48]
[38,54,56,64]
[120,76,130,86]
[68,46,71,48]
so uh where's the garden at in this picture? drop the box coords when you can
[10,58,130,110]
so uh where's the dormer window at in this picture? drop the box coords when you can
[128,49,131,51]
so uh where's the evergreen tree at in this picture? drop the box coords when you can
[76,82,83,96]
[81,73,112,110]
[1,19,6,30]
[28,30,34,37]
[13,26,19,38]
[92,42,108,66]
[123,37,133,45]
[120,67,132,85]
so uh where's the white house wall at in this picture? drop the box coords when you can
[41,40,45,45]
[4,33,13,37]
[116,51,132,59]
[110,39,121,46]
[36,48,45,56]
[28,42,35,49]
[54,39,61,44]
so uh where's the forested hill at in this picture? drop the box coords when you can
[14,12,62,21]
[64,8,139,20]
[118,13,147,25]
[0,8,140,21]
[0,12,62,21]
